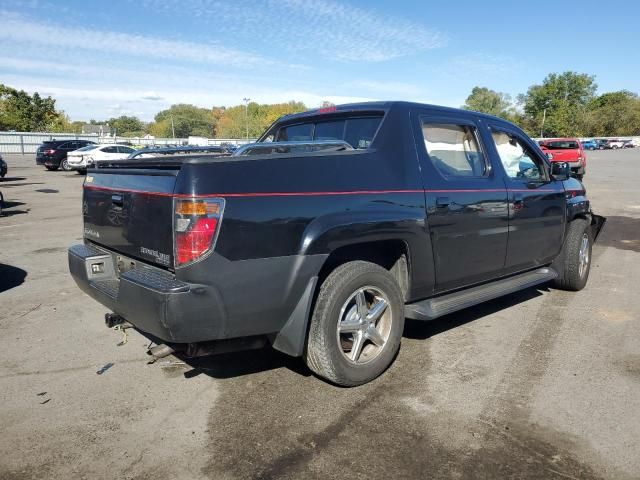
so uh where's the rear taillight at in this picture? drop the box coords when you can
[44,149,56,155]
[174,198,224,267]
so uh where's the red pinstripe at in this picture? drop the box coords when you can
[83,184,559,197]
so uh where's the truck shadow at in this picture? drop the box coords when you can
[594,215,640,253]
[175,285,547,380]
[0,264,27,293]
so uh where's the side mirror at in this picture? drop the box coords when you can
[545,152,553,160]
[551,161,570,180]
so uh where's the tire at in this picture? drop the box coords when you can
[305,260,404,386]
[45,165,58,171]
[552,218,592,291]
[77,169,86,175]
[60,158,71,171]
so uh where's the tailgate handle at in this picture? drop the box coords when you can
[111,194,123,206]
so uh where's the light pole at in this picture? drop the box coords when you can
[540,108,547,139]
[243,97,250,140]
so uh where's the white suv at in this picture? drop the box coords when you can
[67,144,137,173]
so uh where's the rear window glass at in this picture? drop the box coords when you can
[545,141,579,149]
[275,115,382,149]
[277,124,313,141]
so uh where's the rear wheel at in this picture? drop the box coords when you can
[45,165,58,171]
[553,218,592,291]
[60,158,71,171]
[305,261,404,386]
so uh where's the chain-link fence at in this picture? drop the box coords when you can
[0,132,252,154]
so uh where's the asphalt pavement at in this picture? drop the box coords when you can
[0,149,639,479]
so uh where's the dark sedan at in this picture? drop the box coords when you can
[36,139,96,171]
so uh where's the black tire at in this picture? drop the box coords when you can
[305,260,404,386]
[77,169,86,175]
[60,158,71,171]
[45,165,58,171]
[552,218,592,291]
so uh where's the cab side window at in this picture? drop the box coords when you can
[490,130,545,181]
[421,121,487,177]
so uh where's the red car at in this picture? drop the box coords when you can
[538,138,586,180]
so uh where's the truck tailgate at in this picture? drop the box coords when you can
[83,170,178,268]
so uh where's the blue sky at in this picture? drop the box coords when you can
[1,0,638,121]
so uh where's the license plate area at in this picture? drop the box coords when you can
[115,255,137,277]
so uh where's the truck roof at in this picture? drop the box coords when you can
[278,100,508,124]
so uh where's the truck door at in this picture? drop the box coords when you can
[413,112,509,293]
[483,123,565,273]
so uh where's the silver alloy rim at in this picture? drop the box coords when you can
[578,233,590,278]
[62,159,69,170]
[336,286,392,365]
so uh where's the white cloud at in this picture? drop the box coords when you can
[0,12,276,68]
[138,0,446,62]
[446,53,524,76]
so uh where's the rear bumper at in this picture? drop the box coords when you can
[67,158,87,169]
[36,156,60,167]
[68,243,327,351]
[68,243,226,343]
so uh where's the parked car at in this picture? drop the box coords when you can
[538,138,586,180]
[68,101,605,386]
[67,144,138,173]
[36,140,96,171]
[581,139,598,150]
[0,154,7,178]
[596,139,609,149]
[622,140,635,148]
[606,139,626,149]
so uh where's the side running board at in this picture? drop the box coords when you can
[405,267,558,321]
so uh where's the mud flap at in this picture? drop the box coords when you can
[591,214,606,242]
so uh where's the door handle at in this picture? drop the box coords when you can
[435,196,450,208]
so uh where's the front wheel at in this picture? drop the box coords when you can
[305,261,404,386]
[553,218,593,291]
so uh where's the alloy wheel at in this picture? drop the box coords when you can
[336,286,393,365]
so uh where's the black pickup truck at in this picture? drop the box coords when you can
[68,101,605,386]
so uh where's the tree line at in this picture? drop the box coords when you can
[463,72,640,137]
[0,83,306,139]
[2,72,639,139]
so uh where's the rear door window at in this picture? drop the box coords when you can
[421,122,488,177]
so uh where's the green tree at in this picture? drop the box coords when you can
[518,72,597,137]
[583,90,640,136]
[108,115,144,137]
[152,104,217,138]
[0,84,63,131]
[215,101,306,139]
[462,87,513,119]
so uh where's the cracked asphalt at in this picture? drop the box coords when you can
[0,149,639,479]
